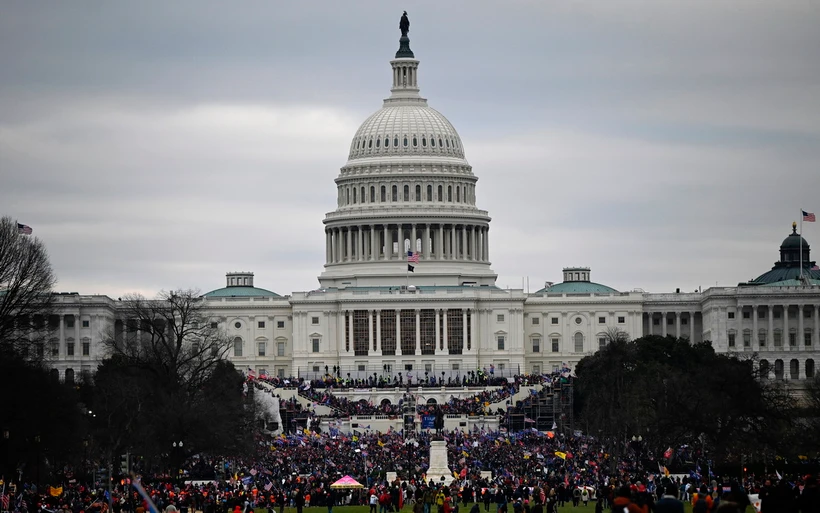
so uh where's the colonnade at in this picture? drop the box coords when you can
[325,223,490,264]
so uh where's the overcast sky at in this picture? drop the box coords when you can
[2,1,819,298]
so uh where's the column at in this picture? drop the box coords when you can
[783,304,790,348]
[470,308,478,353]
[383,225,389,260]
[424,224,430,259]
[437,225,444,260]
[370,225,377,260]
[357,226,364,261]
[814,305,819,347]
[345,228,351,261]
[443,309,449,352]
[59,315,65,357]
[675,312,681,339]
[753,306,759,350]
[646,313,652,336]
[347,311,354,354]
[376,310,382,351]
[326,230,331,263]
[689,312,695,342]
[368,310,374,352]
[798,305,804,350]
[330,229,337,263]
[768,305,774,346]
[460,226,466,260]
[483,227,489,262]
[662,312,667,337]
[415,309,421,355]
[411,224,417,255]
[450,226,456,259]
[75,315,80,351]
[435,309,441,354]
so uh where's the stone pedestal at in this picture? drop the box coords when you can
[425,440,453,485]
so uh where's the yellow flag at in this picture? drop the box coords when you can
[555,451,567,460]
[378,440,385,447]
[462,451,469,457]
[50,486,63,497]
[663,466,670,477]
[353,435,359,442]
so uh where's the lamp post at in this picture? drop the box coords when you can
[3,427,9,482]
[34,435,41,486]
[172,441,184,480]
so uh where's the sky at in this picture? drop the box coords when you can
[1,1,819,298]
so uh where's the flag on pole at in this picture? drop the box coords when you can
[803,210,816,222]
[247,367,256,379]
[407,264,415,272]
[17,223,33,235]
[811,265,819,271]
[554,451,567,460]
[776,470,783,481]
[407,251,420,263]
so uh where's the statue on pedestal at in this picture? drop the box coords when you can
[400,11,410,37]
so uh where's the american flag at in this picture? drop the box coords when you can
[804,210,816,222]
[17,223,33,235]
[1,493,9,511]
[407,251,419,263]
[812,265,819,271]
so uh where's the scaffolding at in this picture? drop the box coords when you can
[552,379,574,435]
[402,392,417,438]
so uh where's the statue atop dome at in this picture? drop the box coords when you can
[400,11,410,37]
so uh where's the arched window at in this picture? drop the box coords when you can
[380,186,386,202]
[790,359,799,379]
[370,186,376,203]
[439,138,443,148]
[574,332,584,352]
[403,137,408,147]
[384,137,389,148]
[65,368,75,384]
[361,186,365,203]
[422,137,427,147]
[394,137,399,147]
[456,186,461,203]
[375,138,380,148]
[807,359,815,378]
[368,139,372,148]
[431,138,436,147]
[380,398,392,407]
[760,359,770,378]
[352,188,357,204]
[774,359,784,379]
[426,398,437,405]
[447,185,452,202]
[403,185,410,201]
[427,185,433,201]
[346,188,350,205]
[233,337,243,357]
[446,139,450,147]
[415,184,421,201]
[392,185,398,202]
[412,136,418,147]
[438,185,443,202]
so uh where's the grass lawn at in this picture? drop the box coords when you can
[254,503,708,513]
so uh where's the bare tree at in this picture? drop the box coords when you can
[0,215,56,359]
[104,289,232,391]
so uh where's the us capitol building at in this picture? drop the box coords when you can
[45,19,820,386]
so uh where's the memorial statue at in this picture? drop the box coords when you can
[400,11,410,37]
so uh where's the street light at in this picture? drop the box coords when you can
[404,438,418,481]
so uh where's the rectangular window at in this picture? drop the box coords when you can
[743,311,750,319]
[452,363,460,371]
[789,332,797,347]
[277,368,285,378]
[258,342,266,356]
[805,332,813,346]
[728,333,736,347]
[552,338,559,352]
[598,337,607,350]
[277,342,285,356]
[66,317,75,328]
[774,311,781,319]
[312,338,320,353]
[234,340,243,357]
[404,363,413,371]
[497,314,505,322]
[210,322,218,329]
[82,341,90,356]
[682,317,688,325]
[312,365,320,373]
[532,317,540,325]
[50,342,59,357]
[532,364,540,374]
[258,321,266,329]
[424,363,432,372]
[743,333,751,347]
[497,336,505,350]
[774,331,782,347]
[498,363,505,372]
[358,364,366,372]
[653,318,660,326]
[82,320,90,328]
[277,321,285,329]
[598,316,606,324]
[759,331,766,347]
[551,317,559,325]
[728,312,735,319]
[311,316,320,325]
[618,316,625,324]
[532,338,540,353]
[575,336,584,353]
[667,317,674,325]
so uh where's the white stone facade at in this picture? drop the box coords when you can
[42,27,820,385]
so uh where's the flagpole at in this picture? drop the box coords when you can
[800,209,804,284]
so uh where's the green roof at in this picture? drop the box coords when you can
[203,286,281,298]
[750,266,820,285]
[761,278,820,287]
[535,281,618,295]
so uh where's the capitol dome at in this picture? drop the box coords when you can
[318,18,497,289]
[347,105,465,161]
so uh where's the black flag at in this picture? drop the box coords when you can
[408,264,415,272]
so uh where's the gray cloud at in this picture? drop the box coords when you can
[1,1,819,298]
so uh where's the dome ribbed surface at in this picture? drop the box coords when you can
[347,105,465,160]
